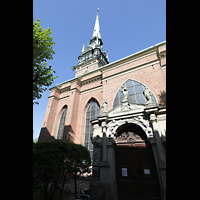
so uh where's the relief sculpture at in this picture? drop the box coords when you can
[91,135,102,164]
[107,116,153,139]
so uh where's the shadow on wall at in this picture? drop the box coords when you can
[38,126,74,142]
[63,125,74,142]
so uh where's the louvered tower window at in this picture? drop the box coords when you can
[57,106,67,139]
[84,101,100,158]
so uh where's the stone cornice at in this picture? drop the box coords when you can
[81,74,102,86]
[48,95,60,101]
[60,86,71,93]
[49,86,61,93]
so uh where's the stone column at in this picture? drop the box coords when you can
[90,118,118,200]
[150,113,166,200]
[102,121,107,161]
[150,114,165,162]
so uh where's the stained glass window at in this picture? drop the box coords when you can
[113,79,158,108]
[84,101,100,158]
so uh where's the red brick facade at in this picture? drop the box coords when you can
[38,41,166,144]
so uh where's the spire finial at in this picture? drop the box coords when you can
[92,8,101,39]
[81,40,85,53]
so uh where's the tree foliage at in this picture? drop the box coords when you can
[65,143,91,196]
[33,18,58,104]
[33,140,91,200]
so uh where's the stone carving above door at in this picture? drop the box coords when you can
[108,103,146,117]
[106,116,153,139]
[117,132,143,144]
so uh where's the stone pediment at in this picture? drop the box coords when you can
[108,103,146,118]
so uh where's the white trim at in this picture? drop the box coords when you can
[48,96,54,100]
[59,96,69,101]
[70,89,76,93]
[48,95,59,101]
[81,86,102,94]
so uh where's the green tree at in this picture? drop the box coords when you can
[33,17,58,105]
[33,140,66,200]
[33,140,91,200]
[66,143,91,196]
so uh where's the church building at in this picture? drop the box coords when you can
[38,9,166,200]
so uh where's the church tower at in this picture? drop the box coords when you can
[74,9,109,77]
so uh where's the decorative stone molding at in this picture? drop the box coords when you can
[108,103,145,117]
[49,86,61,93]
[48,95,59,101]
[150,113,157,121]
[106,116,153,139]
[117,132,143,143]
[81,74,102,86]
[102,99,108,115]
[143,87,153,105]
[60,86,71,93]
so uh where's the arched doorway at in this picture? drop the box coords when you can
[115,123,161,200]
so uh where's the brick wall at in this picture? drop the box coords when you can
[38,42,166,143]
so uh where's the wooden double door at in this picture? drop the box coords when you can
[115,142,161,200]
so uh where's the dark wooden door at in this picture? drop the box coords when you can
[116,143,161,200]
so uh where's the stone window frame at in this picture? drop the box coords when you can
[112,79,158,108]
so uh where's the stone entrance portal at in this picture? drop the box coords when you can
[90,97,166,200]
[115,123,161,200]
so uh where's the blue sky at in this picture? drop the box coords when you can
[33,0,166,140]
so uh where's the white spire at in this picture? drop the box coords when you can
[92,8,101,39]
[81,41,85,53]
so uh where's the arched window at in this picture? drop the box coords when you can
[84,101,100,158]
[113,79,158,108]
[57,106,67,139]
